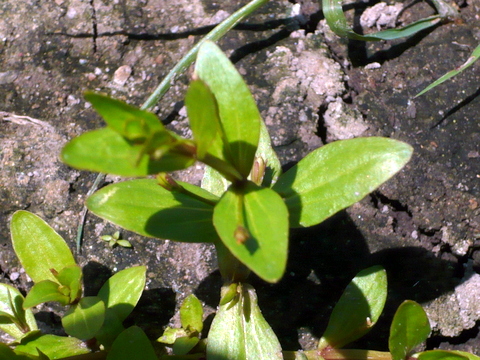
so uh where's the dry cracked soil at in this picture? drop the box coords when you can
[1,0,480,355]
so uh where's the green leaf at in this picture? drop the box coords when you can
[173,336,200,356]
[107,326,157,360]
[185,79,221,159]
[23,281,70,308]
[61,128,195,177]
[0,342,46,360]
[213,181,289,283]
[256,121,282,187]
[97,266,146,322]
[157,327,187,345]
[322,0,441,41]
[84,92,164,141]
[273,137,413,228]
[0,284,37,339]
[94,309,124,349]
[207,283,282,360]
[11,211,76,284]
[415,44,480,97]
[180,294,203,333]
[62,296,105,340]
[318,266,387,350]
[195,41,261,178]
[14,333,89,359]
[418,351,474,360]
[389,300,430,360]
[87,179,218,243]
[54,265,83,303]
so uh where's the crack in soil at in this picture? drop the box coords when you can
[89,0,98,53]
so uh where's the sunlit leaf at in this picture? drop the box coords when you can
[84,92,164,141]
[61,128,195,177]
[62,296,105,340]
[196,41,261,178]
[415,44,480,97]
[107,326,157,360]
[389,300,430,360]
[207,283,282,360]
[87,179,218,243]
[318,266,387,350]
[213,181,288,283]
[11,211,76,284]
[185,79,221,159]
[418,351,475,360]
[322,0,441,41]
[23,281,70,308]
[173,336,200,356]
[0,284,37,339]
[54,265,83,303]
[273,137,413,228]
[14,333,89,359]
[97,266,146,322]
[180,294,203,333]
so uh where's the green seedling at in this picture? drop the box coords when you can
[2,211,147,358]
[100,231,132,248]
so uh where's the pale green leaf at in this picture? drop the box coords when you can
[207,283,282,360]
[173,336,200,355]
[273,137,413,228]
[11,211,76,284]
[318,266,387,350]
[87,179,218,243]
[107,326,157,360]
[0,284,37,339]
[418,351,473,360]
[180,294,203,333]
[23,281,70,308]
[97,266,146,322]
[54,265,82,303]
[389,300,430,360]
[195,41,261,178]
[62,296,105,340]
[213,182,289,282]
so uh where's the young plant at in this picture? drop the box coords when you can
[59,40,413,359]
[2,211,147,359]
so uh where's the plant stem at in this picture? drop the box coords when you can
[140,0,270,111]
[283,349,393,360]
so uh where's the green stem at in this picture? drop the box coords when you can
[140,0,270,111]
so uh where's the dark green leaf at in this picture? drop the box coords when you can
[390,300,430,360]
[0,284,37,339]
[273,137,413,228]
[207,283,282,360]
[195,41,261,178]
[11,211,76,284]
[173,336,200,356]
[62,296,105,340]
[322,0,441,41]
[14,333,89,359]
[84,92,163,140]
[180,294,203,333]
[61,128,195,176]
[87,179,218,243]
[107,326,157,360]
[318,266,387,350]
[185,79,221,159]
[97,266,146,322]
[23,281,70,308]
[213,181,289,283]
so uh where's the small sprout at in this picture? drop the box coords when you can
[234,226,250,245]
[100,231,132,248]
[157,173,183,191]
[250,157,266,185]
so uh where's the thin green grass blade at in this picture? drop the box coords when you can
[415,44,480,97]
[322,0,441,41]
